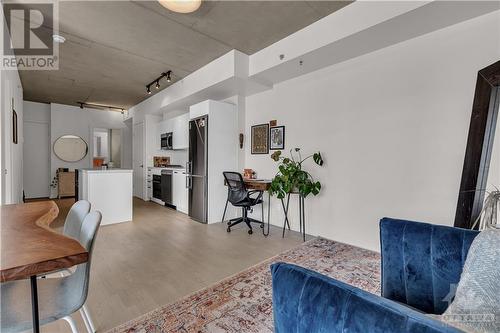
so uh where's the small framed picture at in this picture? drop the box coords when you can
[251,123,269,154]
[270,126,285,150]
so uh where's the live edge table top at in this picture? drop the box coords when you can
[0,201,88,283]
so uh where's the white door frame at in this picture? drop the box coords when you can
[132,122,145,200]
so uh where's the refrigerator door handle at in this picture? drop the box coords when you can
[186,175,192,189]
[186,161,192,174]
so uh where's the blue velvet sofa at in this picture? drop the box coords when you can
[271,218,480,333]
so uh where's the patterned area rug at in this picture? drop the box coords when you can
[106,238,380,333]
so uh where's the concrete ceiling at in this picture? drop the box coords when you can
[9,1,351,109]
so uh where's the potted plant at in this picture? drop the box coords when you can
[472,188,499,230]
[269,148,323,199]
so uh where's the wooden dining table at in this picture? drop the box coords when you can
[0,201,88,333]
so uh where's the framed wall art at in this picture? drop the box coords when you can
[251,123,269,154]
[270,126,285,150]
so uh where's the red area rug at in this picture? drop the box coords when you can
[106,238,380,333]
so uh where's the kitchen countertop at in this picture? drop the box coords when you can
[79,168,133,173]
[148,166,186,171]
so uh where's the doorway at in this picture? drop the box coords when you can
[23,121,50,198]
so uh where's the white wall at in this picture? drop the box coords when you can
[111,128,122,168]
[1,6,24,204]
[244,11,500,251]
[50,103,126,197]
[23,101,50,198]
[121,118,133,169]
[0,70,23,204]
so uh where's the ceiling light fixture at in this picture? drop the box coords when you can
[145,70,173,95]
[52,34,66,43]
[158,0,201,14]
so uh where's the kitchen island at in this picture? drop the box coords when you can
[79,168,133,225]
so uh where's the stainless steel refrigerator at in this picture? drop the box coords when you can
[187,116,208,223]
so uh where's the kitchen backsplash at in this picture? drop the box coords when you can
[150,149,188,167]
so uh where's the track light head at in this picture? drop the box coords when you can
[145,70,172,95]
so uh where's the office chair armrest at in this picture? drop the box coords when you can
[247,190,264,203]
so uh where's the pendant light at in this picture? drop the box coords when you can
[158,0,201,14]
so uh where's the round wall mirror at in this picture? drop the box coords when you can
[53,135,88,162]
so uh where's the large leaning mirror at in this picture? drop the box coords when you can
[53,135,88,162]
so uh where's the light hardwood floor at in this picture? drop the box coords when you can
[34,198,307,332]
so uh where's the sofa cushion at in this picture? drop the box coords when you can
[380,218,479,314]
[443,229,500,332]
[271,262,463,333]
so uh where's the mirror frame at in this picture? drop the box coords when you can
[53,134,88,163]
[455,60,500,229]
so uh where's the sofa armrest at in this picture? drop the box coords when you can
[379,218,479,314]
[272,262,462,333]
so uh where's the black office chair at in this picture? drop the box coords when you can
[222,172,264,235]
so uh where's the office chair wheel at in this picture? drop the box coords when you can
[248,229,253,235]
[227,227,231,232]
[260,224,264,228]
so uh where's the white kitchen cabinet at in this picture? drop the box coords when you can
[173,113,189,149]
[156,114,188,150]
[173,170,188,214]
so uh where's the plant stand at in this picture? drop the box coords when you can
[281,192,306,242]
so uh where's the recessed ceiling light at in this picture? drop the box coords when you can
[158,0,201,14]
[52,34,66,43]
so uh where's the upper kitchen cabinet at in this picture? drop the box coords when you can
[173,113,189,150]
[157,113,189,150]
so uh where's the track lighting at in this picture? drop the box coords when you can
[145,70,172,95]
[76,102,127,113]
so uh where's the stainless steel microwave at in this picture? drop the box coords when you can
[161,132,173,150]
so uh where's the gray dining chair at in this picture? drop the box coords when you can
[1,210,102,333]
[60,200,96,333]
[63,200,91,241]
[40,199,94,332]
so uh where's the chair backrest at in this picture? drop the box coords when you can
[223,172,246,190]
[63,200,91,240]
[65,211,102,311]
[379,218,480,315]
[223,172,248,205]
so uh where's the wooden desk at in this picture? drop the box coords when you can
[242,179,272,191]
[0,201,88,333]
